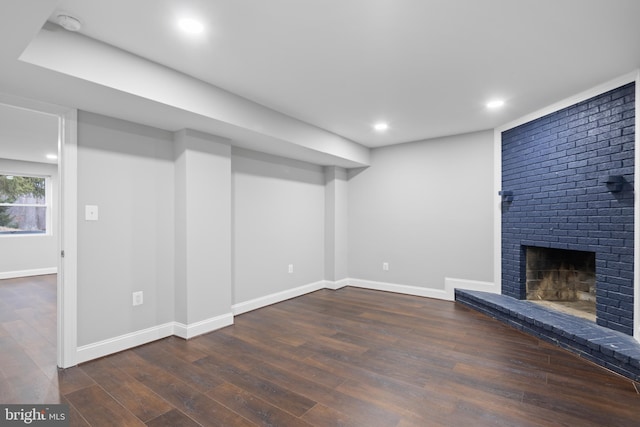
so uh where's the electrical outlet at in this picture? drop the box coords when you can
[383,262,389,271]
[288,264,294,274]
[132,291,143,306]
[85,205,99,221]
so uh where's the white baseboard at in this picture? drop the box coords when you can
[76,313,234,364]
[346,278,449,300]
[76,322,175,365]
[232,280,327,315]
[0,267,57,280]
[173,312,234,339]
[338,277,496,302]
[325,278,349,290]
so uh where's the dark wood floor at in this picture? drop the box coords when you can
[1,276,639,426]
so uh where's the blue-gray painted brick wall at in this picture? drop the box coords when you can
[501,82,635,335]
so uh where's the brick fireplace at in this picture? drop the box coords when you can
[501,82,635,335]
[456,81,640,381]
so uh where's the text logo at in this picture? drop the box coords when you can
[1,405,69,426]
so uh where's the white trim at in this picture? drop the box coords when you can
[0,232,51,239]
[59,108,78,368]
[346,278,449,300]
[76,322,175,365]
[325,278,349,290]
[46,174,53,235]
[344,277,495,302]
[173,312,234,339]
[635,70,640,343]
[0,203,48,207]
[76,312,234,363]
[0,267,57,280]
[232,280,327,315]
[494,127,503,295]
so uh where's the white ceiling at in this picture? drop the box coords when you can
[0,0,639,165]
[0,104,58,165]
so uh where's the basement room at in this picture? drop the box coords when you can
[0,1,639,426]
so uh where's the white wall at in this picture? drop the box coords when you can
[76,112,175,346]
[348,130,494,289]
[0,158,57,277]
[232,147,325,304]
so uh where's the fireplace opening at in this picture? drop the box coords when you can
[525,246,596,321]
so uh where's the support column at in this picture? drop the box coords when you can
[174,129,233,338]
[325,166,348,286]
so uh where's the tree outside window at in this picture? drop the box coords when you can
[0,174,48,235]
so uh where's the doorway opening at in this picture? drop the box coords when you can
[0,95,77,369]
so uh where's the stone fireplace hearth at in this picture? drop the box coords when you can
[455,288,640,382]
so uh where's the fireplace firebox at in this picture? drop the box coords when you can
[525,246,596,320]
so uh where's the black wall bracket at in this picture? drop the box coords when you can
[603,175,624,193]
[499,190,513,203]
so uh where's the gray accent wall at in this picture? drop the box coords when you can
[77,112,175,346]
[348,130,494,288]
[232,147,326,304]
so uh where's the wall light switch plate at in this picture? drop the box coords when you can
[85,205,99,221]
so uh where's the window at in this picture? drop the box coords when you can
[0,174,49,235]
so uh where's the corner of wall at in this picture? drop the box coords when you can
[173,313,234,340]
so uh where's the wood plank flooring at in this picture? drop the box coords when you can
[0,274,58,404]
[1,276,639,426]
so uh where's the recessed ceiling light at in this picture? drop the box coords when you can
[486,99,505,109]
[178,18,204,34]
[46,153,58,160]
[374,122,389,132]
